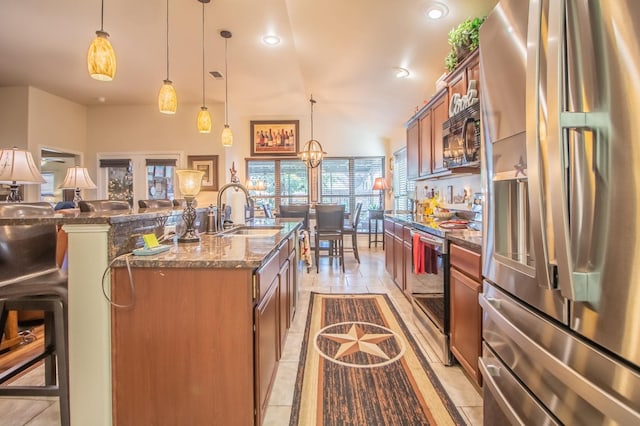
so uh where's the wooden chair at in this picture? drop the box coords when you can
[343,202,363,263]
[138,199,173,209]
[0,203,70,426]
[263,204,274,218]
[314,204,345,272]
[278,204,310,232]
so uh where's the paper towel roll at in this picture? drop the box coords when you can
[230,191,245,225]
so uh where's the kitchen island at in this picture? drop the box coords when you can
[110,219,301,425]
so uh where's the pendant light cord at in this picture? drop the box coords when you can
[165,0,170,80]
[100,0,105,31]
[201,2,205,106]
[310,95,316,140]
[224,37,229,124]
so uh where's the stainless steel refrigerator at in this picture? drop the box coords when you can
[479,0,640,423]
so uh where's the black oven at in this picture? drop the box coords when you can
[409,228,452,365]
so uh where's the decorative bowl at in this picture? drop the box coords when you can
[432,211,455,220]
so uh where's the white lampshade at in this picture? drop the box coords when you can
[176,169,204,198]
[0,147,46,184]
[245,180,255,190]
[158,80,178,114]
[60,166,97,190]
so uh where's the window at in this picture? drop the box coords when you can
[320,156,384,231]
[393,148,415,211]
[246,159,309,209]
[145,159,176,200]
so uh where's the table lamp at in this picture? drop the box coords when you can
[176,169,204,243]
[372,177,388,210]
[0,147,46,202]
[60,166,97,205]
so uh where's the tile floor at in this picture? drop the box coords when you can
[0,240,483,425]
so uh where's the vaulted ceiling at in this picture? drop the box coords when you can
[0,0,498,142]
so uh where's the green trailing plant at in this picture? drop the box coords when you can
[444,16,486,72]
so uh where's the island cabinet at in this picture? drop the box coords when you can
[111,236,297,426]
[449,242,483,387]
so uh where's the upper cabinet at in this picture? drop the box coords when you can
[405,49,480,179]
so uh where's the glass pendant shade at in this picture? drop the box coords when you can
[158,80,177,114]
[176,169,204,197]
[87,31,116,81]
[221,125,233,147]
[197,107,212,133]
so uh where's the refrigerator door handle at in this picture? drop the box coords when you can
[478,358,528,426]
[547,0,604,302]
[525,0,555,291]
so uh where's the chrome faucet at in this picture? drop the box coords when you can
[216,182,254,231]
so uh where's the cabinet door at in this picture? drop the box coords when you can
[384,232,394,276]
[403,241,413,298]
[393,236,404,289]
[406,120,420,179]
[279,260,289,351]
[466,53,480,99]
[431,91,448,173]
[254,278,280,424]
[449,267,482,386]
[288,249,297,325]
[419,109,432,176]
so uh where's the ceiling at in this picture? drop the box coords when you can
[0,0,498,142]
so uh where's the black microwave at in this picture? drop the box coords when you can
[442,103,480,168]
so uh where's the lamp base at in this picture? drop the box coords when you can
[6,183,21,202]
[177,198,200,243]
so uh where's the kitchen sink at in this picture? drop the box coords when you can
[221,226,283,237]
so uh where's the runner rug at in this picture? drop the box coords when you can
[290,293,465,425]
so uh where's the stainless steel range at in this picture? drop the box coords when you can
[408,223,452,365]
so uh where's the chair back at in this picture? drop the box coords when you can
[172,198,198,208]
[78,200,131,213]
[263,204,274,218]
[0,203,57,284]
[138,199,173,209]
[315,204,345,233]
[279,204,310,231]
[351,202,363,228]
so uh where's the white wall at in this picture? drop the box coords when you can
[0,87,29,149]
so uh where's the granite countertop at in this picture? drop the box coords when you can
[0,205,204,225]
[384,211,482,252]
[112,218,301,269]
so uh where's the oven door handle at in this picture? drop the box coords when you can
[410,231,444,248]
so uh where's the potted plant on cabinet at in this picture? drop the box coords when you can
[444,16,486,72]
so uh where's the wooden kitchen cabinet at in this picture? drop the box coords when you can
[419,108,432,176]
[402,230,413,299]
[111,234,298,426]
[384,218,395,277]
[406,119,420,179]
[431,91,448,174]
[393,229,404,290]
[445,49,480,101]
[255,275,280,424]
[449,243,482,387]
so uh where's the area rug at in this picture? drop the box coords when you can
[290,293,465,425]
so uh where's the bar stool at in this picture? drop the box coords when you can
[368,209,385,248]
[0,203,70,426]
[314,204,345,272]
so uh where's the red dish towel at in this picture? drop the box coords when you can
[423,242,439,274]
[413,234,424,274]
[413,234,439,275]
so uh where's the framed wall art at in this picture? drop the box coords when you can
[187,155,219,191]
[250,120,299,156]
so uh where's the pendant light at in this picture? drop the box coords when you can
[221,30,233,147]
[299,95,326,168]
[87,0,116,81]
[158,0,177,114]
[196,0,212,133]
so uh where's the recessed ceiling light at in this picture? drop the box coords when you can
[97,96,106,103]
[262,35,281,46]
[425,3,449,20]
[393,67,410,78]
